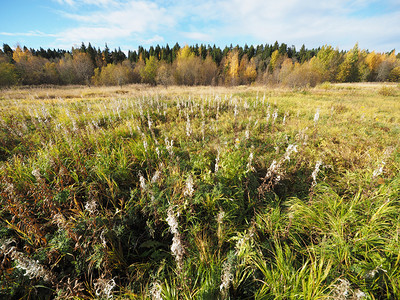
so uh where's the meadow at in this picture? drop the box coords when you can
[0,83,399,299]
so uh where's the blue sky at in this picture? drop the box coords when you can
[1,0,399,53]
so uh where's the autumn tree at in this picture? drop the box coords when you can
[57,53,76,84]
[199,55,218,85]
[268,50,282,73]
[156,61,174,86]
[284,61,322,88]
[312,45,341,82]
[224,49,240,85]
[174,45,201,85]
[376,52,397,82]
[388,66,400,82]
[92,63,131,86]
[337,44,360,82]
[0,54,17,86]
[72,52,94,84]
[13,46,47,85]
[42,62,60,84]
[278,58,294,84]
[140,56,158,85]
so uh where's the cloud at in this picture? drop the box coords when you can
[139,35,165,45]
[188,0,400,51]
[56,1,175,45]
[54,0,118,7]
[0,31,58,38]
[182,32,213,42]
[54,0,76,6]
[4,0,399,51]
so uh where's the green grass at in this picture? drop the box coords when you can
[0,84,399,299]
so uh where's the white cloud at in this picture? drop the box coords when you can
[7,0,399,51]
[54,0,76,6]
[188,0,400,51]
[182,32,213,42]
[54,0,118,7]
[56,1,175,45]
[138,35,165,45]
[0,31,58,38]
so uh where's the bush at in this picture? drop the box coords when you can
[0,62,18,86]
[388,66,400,82]
[378,85,396,96]
[284,62,322,88]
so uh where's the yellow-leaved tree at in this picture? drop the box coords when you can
[174,45,201,85]
[224,49,239,85]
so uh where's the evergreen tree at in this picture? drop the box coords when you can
[298,44,307,63]
[80,42,87,53]
[2,44,13,62]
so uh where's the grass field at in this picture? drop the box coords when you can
[0,83,399,299]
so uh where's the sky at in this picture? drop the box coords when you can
[1,0,399,53]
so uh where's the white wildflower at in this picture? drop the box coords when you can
[332,278,351,299]
[314,108,320,124]
[253,120,258,129]
[94,277,116,299]
[215,150,220,173]
[139,173,146,190]
[151,170,161,184]
[147,113,153,130]
[165,137,174,156]
[272,109,278,124]
[184,175,194,197]
[32,168,41,180]
[1,242,54,282]
[266,160,279,179]
[53,213,67,229]
[72,119,78,131]
[186,114,192,137]
[219,260,233,293]
[166,206,179,235]
[365,265,387,279]
[166,207,184,270]
[235,138,240,149]
[372,161,385,178]
[84,198,97,215]
[100,230,107,247]
[155,147,160,158]
[311,160,323,187]
[149,281,162,300]
[354,289,366,299]
[246,152,254,172]
[16,255,53,282]
[217,210,225,224]
[245,128,250,140]
[283,144,298,162]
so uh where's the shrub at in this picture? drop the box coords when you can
[378,85,396,96]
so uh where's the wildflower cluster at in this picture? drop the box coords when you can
[166,207,184,271]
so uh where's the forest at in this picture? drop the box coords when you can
[1,42,400,87]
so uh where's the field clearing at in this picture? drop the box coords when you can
[0,83,399,299]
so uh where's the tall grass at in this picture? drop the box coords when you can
[0,84,399,299]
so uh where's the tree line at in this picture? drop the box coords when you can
[1,42,399,87]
